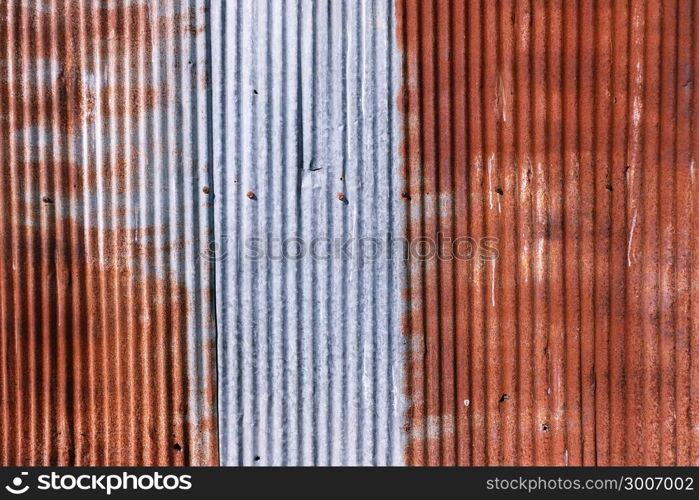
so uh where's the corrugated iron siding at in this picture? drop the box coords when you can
[3,0,698,468]
[0,1,217,465]
[399,0,699,465]
[211,0,406,465]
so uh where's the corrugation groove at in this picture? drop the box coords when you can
[0,1,217,465]
[212,0,405,465]
[398,0,699,465]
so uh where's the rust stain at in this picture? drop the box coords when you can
[0,2,217,465]
[398,0,699,465]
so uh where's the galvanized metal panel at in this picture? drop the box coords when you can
[0,0,217,465]
[399,0,699,465]
[211,0,406,465]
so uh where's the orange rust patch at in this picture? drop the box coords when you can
[0,2,216,465]
[0,3,161,137]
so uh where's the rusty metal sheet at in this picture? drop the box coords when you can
[0,1,217,465]
[2,0,698,468]
[399,0,699,465]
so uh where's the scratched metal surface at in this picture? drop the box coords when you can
[0,1,217,465]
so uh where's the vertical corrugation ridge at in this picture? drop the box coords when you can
[398,0,699,465]
[0,0,217,465]
[213,0,405,465]
[691,0,699,466]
